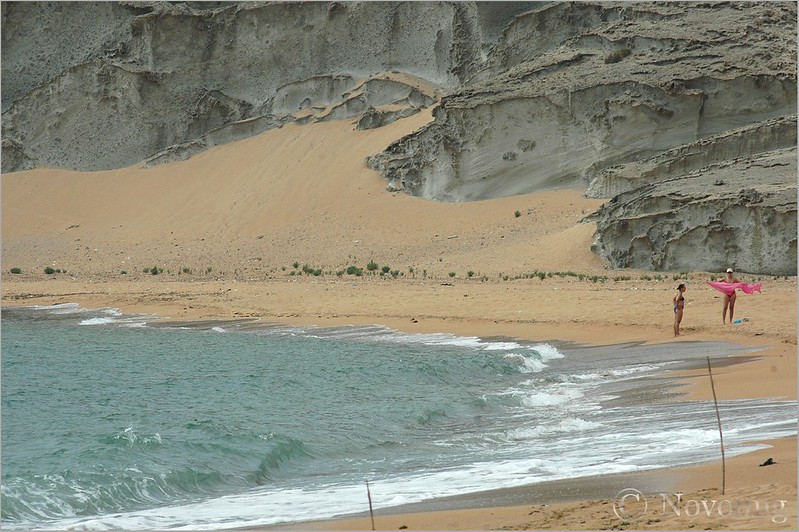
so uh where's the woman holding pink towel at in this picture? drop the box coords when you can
[706,269,763,324]
[721,268,740,324]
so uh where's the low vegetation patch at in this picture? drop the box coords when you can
[346,265,363,276]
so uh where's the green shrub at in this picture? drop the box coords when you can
[150,266,161,275]
[381,265,390,274]
[514,210,521,218]
[467,271,475,278]
[346,265,363,276]
[182,267,192,274]
[10,267,21,274]
[44,267,56,275]
[449,272,456,278]
[367,260,379,271]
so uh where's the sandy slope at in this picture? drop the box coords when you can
[1,109,605,281]
[2,112,796,530]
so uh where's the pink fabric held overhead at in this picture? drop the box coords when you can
[707,281,763,296]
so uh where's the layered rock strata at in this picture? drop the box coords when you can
[1,1,527,171]
[2,1,796,274]
[584,116,798,199]
[368,2,796,202]
[587,148,797,276]
[364,1,797,274]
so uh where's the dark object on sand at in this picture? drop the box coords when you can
[759,457,775,467]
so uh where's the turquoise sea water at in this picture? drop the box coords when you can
[2,303,796,530]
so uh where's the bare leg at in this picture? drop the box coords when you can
[723,295,730,323]
[674,310,683,336]
[729,293,737,323]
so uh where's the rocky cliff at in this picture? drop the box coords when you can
[2,1,796,274]
[1,1,532,171]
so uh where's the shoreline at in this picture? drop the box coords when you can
[3,276,796,529]
[262,437,796,531]
[4,277,796,405]
[3,275,795,342]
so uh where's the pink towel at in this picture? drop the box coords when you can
[707,281,763,296]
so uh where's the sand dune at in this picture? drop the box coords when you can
[2,111,605,280]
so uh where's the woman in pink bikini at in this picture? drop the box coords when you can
[722,268,741,324]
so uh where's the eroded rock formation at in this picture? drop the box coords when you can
[587,148,797,276]
[2,1,796,274]
[366,1,797,275]
[1,1,528,171]
[369,3,796,203]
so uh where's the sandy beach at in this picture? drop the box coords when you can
[2,114,796,529]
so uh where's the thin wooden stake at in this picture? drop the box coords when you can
[366,480,376,531]
[707,356,726,495]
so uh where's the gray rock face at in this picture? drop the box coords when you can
[364,1,797,274]
[140,72,439,168]
[587,148,797,276]
[2,1,526,171]
[584,117,798,199]
[368,2,796,202]
[2,1,796,274]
